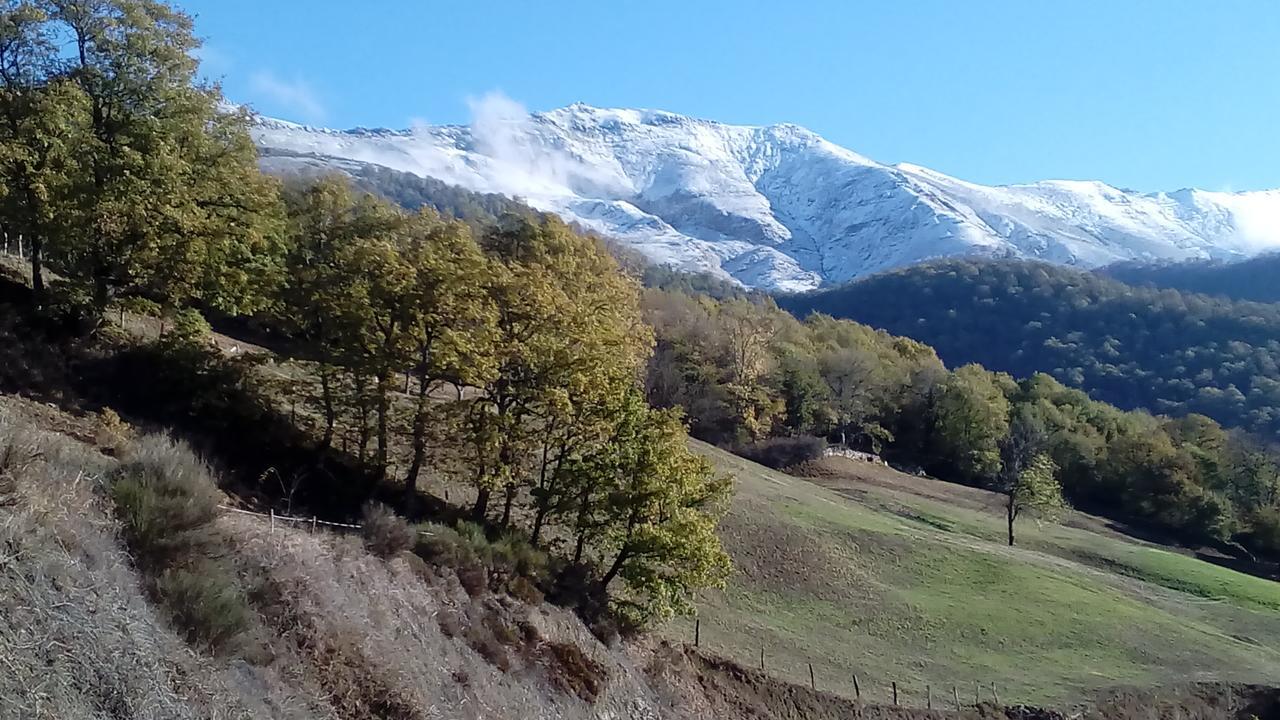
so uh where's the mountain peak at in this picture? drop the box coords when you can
[251,106,1280,291]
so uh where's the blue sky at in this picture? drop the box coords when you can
[184,0,1280,192]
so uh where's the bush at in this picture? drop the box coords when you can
[360,502,415,559]
[414,521,549,601]
[107,434,251,653]
[415,523,480,568]
[155,566,250,650]
[109,435,222,569]
[736,435,827,470]
[1245,507,1280,558]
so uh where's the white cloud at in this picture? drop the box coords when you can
[465,90,630,198]
[193,45,233,80]
[249,71,327,124]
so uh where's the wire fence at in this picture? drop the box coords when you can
[685,617,1027,712]
[216,504,438,537]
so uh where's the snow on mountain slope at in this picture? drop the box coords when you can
[251,102,1280,292]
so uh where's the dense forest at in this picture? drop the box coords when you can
[779,259,1280,437]
[1103,253,1280,304]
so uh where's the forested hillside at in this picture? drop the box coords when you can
[641,286,1280,557]
[260,148,534,226]
[779,259,1280,437]
[1104,254,1280,304]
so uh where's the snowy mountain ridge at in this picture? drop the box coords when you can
[252,102,1280,292]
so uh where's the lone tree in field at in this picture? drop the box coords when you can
[996,406,1067,546]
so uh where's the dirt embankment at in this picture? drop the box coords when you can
[641,641,1280,720]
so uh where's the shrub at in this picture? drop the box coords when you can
[109,435,222,569]
[465,623,511,671]
[414,523,479,568]
[1245,507,1280,558]
[0,423,39,507]
[106,434,251,653]
[736,435,826,470]
[360,502,415,559]
[546,561,612,641]
[155,566,250,650]
[94,407,132,456]
[457,565,488,598]
[413,521,549,602]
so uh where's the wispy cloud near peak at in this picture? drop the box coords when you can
[249,71,327,124]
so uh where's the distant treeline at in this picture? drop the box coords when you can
[1103,253,1280,305]
[779,259,1280,437]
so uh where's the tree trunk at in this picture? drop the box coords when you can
[374,372,390,475]
[1007,496,1016,547]
[318,366,336,450]
[601,548,630,588]
[500,484,516,527]
[572,487,591,564]
[530,505,549,547]
[402,368,432,512]
[472,487,491,522]
[29,234,44,303]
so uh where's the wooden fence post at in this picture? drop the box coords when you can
[892,681,898,706]
[694,619,700,647]
[991,682,1000,706]
[270,508,275,534]
[760,646,765,671]
[953,685,961,711]
[808,663,816,691]
[311,516,318,534]
[853,673,860,701]
[974,681,980,705]
[927,685,932,710]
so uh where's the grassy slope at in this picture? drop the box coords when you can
[666,443,1280,708]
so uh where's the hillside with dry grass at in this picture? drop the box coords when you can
[5,395,1280,720]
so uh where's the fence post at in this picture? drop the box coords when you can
[270,508,275,534]
[694,619,700,647]
[808,663,816,691]
[892,681,898,706]
[991,682,999,706]
[953,685,961,711]
[311,516,318,534]
[759,646,765,671]
[853,673,860,701]
[927,685,932,710]
[974,681,980,705]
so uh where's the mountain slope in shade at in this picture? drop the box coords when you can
[251,103,1280,292]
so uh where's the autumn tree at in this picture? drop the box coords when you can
[37,0,283,315]
[934,364,1013,480]
[464,214,651,524]
[278,177,367,449]
[399,210,497,508]
[0,1,87,302]
[568,388,732,624]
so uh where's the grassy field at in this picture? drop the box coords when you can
[665,444,1280,708]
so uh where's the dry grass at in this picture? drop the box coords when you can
[0,412,326,719]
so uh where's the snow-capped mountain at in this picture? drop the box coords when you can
[252,103,1280,292]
